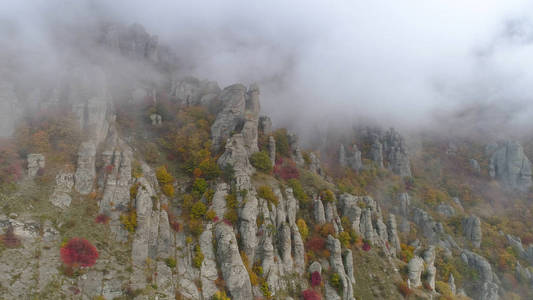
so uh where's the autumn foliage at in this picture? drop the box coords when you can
[60,238,98,268]
[273,157,299,180]
[1,226,21,248]
[310,271,322,287]
[302,289,321,300]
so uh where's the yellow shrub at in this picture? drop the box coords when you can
[297,219,309,240]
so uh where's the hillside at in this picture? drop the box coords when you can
[1,22,533,300]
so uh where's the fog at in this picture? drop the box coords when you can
[3,0,533,138]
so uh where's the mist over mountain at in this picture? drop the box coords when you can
[3,0,533,138]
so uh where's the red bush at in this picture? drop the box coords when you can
[60,238,98,267]
[302,289,321,300]
[104,164,114,174]
[310,271,322,287]
[95,214,110,224]
[1,226,21,248]
[223,219,233,226]
[273,157,299,180]
[0,140,23,184]
[170,220,181,232]
[305,236,326,252]
[362,242,371,252]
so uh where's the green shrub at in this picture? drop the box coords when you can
[288,179,309,204]
[257,185,279,206]
[321,189,336,203]
[192,178,208,198]
[273,129,290,157]
[165,257,176,268]
[250,151,273,173]
[338,231,351,248]
[330,273,342,291]
[193,245,204,268]
[191,201,207,219]
[156,166,174,185]
[120,211,137,233]
[189,219,204,237]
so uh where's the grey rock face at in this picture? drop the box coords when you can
[269,135,276,167]
[383,128,412,177]
[449,274,456,295]
[436,203,456,217]
[387,214,401,256]
[217,133,254,191]
[314,198,326,224]
[463,215,482,248]
[397,192,410,217]
[470,158,481,175]
[412,207,444,242]
[292,225,305,275]
[212,183,229,219]
[408,256,424,288]
[489,141,532,192]
[74,142,97,195]
[150,113,162,125]
[215,223,253,300]
[343,249,356,284]
[423,247,436,291]
[339,144,363,171]
[27,154,45,178]
[309,152,323,175]
[49,171,74,209]
[239,192,258,264]
[326,235,355,300]
[171,76,220,106]
[259,115,272,135]
[102,23,160,61]
[211,84,247,152]
[370,135,384,168]
[339,193,362,234]
[360,208,375,243]
[200,226,219,300]
[339,144,347,167]
[461,250,496,283]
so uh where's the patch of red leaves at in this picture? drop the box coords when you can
[60,238,98,268]
[302,289,321,300]
[95,214,110,224]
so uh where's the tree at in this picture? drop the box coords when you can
[60,238,98,268]
[250,151,272,173]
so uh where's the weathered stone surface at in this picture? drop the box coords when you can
[200,225,218,300]
[292,225,305,275]
[171,76,220,105]
[463,215,482,248]
[309,152,323,175]
[214,223,253,300]
[449,274,456,295]
[408,256,424,288]
[343,249,356,284]
[217,133,254,191]
[309,261,322,275]
[269,135,276,166]
[360,208,375,244]
[212,183,229,219]
[348,144,363,171]
[339,193,362,234]
[241,84,260,155]
[436,203,456,217]
[326,235,355,300]
[259,115,272,135]
[397,192,410,217]
[0,82,20,137]
[278,222,294,272]
[150,113,162,125]
[370,134,384,168]
[49,171,74,209]
[339,144,347,167]
[74,142,97,195]
[461,250,496,283]
[387,214,401,256]
[314,198,326,224]
[412,207,444,242]
[27,154,45,178]
[489,140,532,192]
[471,158,481,175]
[239,192,258,264]
[211,84,247,152]
[382,128,411,177]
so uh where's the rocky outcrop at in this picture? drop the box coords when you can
[314,197,326,224]
[449,274,456,295]
[259,116,272,135]
[408,256,424,288]
[74,142,97,195]
[292,225,305,276]
[412,207,444,242]
[217,133,254,191]
[423,247,436,291]
[200,225,218,300]
[339,193,361,234]
[27,154,45,178]
[461,250,500,300]
[49,171,74,209]
[212,183,229,219]
[239,192,258,264]
[471,159,481,175]
[463,215,482,248]
[370,134,384,168]
[170,76,220,106]
[215,223,253,300]
[489,141,532,192]
[241,84,261,155]
[309,152,323,175]
[387,214,401,256]
[339,144,363,171]
[382,128,412,177]
[269,135,276,166]
[436,203,456,217]
[211,84,247,152]
[326,235,355,300]
[288,133,305,166]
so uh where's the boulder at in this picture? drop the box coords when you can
[436,203,455,217]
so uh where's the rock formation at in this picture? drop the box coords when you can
[408,256,424,288]
[27,154,45,178]
[49,171,74,209]
[489,141,532,192]
[463,215,482,248]
[74,142,97,195]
